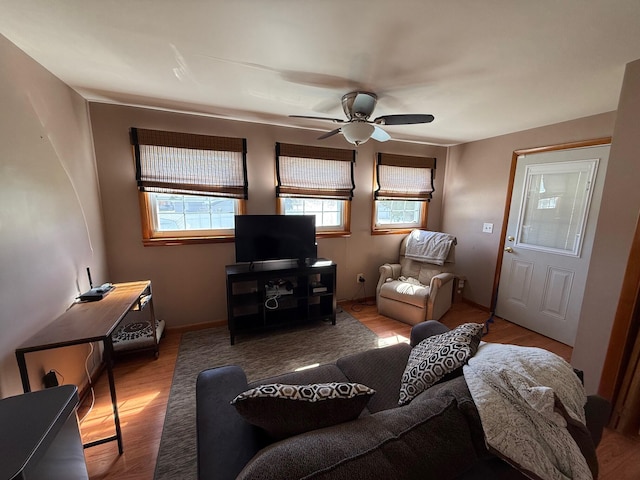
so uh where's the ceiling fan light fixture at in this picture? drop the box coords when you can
[291,90,433,144]
[341,122,375,145]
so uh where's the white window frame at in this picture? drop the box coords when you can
[278,197,349,234]
[147,193,239,238]
[373,199,426,230]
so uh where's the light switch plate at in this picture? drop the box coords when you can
[482,223,494,233]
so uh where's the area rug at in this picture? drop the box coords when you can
[154,310,381,480]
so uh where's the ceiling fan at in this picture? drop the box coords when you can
[290,91,434,145]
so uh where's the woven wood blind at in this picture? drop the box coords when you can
[375,153,436,201]
[131,128,248,199]
[276,143,355,200]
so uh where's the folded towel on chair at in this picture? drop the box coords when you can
[405,230,456,265]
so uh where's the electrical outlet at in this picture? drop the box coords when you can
[482,223,494,234]
[357,273,365,283]
[43,370,59,388]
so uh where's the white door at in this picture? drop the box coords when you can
[495,145,609,346]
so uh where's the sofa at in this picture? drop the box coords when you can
[196,321,610,479]
[377,232,456,325]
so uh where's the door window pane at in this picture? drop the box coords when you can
[517,160,598,256]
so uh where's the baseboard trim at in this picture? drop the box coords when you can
[339,297,376,307]
[165,319,227,334]
[460,298,490,312]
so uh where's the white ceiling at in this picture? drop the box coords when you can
[2,1,640,146]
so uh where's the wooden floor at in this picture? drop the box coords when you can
[81,301,640,479]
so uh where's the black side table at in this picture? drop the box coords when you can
[0,385,88,479]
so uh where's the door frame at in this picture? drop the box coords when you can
[489,137,612,318]
[599,210,640,411]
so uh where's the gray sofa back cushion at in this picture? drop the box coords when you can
[250,344,412,415]
[336,342,411,413]
[248,363,349,388]
[236,395,478,480]
[418,374,489,457]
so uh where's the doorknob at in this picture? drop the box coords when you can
[504,246,514,253]
[507,235,515,242]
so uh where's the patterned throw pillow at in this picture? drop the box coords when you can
[399,323,484,405]
[231,382,375,439]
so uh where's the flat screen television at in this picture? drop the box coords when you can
[234,215,317,264]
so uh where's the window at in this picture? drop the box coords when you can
[375,200,423,227]
[275,143,355,236]
[373,153,435,233]
[280,198,343,228]
[150,194,237,231]
[537,197,559,209]
[131,128,247,245]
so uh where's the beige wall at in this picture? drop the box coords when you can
[0,35,108,397]
[572,58,640,393]
[89,103,448,328]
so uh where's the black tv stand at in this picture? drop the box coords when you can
[225,259,337,345]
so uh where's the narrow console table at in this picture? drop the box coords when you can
[14,280,155,454]
[226,259,337,344]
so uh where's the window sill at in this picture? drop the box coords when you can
[143,231,350,246]
[316,231,351,239]
[371,228,417,235]
[142,236,234,247]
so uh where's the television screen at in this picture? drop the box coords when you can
[234,215,317,264]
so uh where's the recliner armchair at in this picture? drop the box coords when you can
[376,231,456,325]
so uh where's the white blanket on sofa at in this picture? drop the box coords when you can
[405,230,456,265]
[463,343,592,480]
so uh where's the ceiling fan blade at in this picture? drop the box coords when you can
[290,115,344,123]
[373,114,435,125]
[318,128,342,140]
[371,125,391,142]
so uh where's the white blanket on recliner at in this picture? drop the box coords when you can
[463,343,592,480]
[405,230,456,265]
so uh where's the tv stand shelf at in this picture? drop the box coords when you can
[225,259,337,345]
